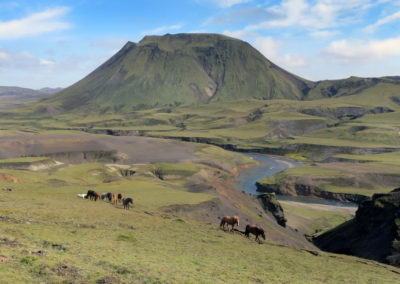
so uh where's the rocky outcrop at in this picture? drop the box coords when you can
[257,193,287,227]
[314,188,400,267]
[256,181,369,204]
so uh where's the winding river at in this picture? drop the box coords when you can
[236,153,358,209]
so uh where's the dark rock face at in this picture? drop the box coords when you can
[256,181,369,204]
[257,193,287,227]
[314,188,400,267]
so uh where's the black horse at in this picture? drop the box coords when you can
[86,190,98,201]
[101,192,113,202]
[245,224,266,242]
[122,198,133,210]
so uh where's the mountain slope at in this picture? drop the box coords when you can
[44,33,311,112]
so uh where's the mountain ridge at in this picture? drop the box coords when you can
[32,33,400,113]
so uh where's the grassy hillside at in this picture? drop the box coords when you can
[1,162,399,283]
[34,33,311,113]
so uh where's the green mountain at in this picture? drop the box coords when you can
[43,33,311,112]
[26,33,400,115]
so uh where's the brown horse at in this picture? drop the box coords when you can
[245,224,266,242]
[113,193,118,206]
[220,216,240,231]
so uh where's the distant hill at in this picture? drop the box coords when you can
[0,86,62,109]
[29,33,400,114]
[42,33,311,112]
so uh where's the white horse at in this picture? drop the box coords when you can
[77,194,87,199]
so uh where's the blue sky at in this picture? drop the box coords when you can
[0,0,399,88]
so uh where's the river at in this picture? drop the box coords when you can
[236,153,358,209]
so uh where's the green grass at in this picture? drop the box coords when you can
[0,164,399,283]
[282,204,353,235]
[0,157,49,164]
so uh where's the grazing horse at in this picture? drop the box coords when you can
[101,193,108,200]
[122,198,133,210]
[113,193,119,206]
[105,192,112,202]
[86,190,98,201]
[77,194,87,199]
[118,193,122,202]
[220,216,240,231]
[245,224,266,242]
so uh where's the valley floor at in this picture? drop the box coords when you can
[0,133,399,283]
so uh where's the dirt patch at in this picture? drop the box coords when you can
[0,133,200,164]
[0,173,23,183]
[53,263,80,277]
[0,237,20,247]
[280,200,357,215]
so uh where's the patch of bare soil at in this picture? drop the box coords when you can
[280,200,357,215]
[0,133,201,164]
[53,263,80,277]
[0,173,23,183]
[162,169,316,250]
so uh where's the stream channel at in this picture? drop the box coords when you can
[236,153,358,209]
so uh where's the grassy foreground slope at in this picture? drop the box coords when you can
[1,163,399,283]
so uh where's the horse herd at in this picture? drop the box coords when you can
[220,215,266,243]
[77,191,264,242]
[77,190,133,210]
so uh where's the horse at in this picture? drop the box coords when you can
[101,193,108,200]
[105,192,112,202]
[86,190,98,201]
[245,224,266,242]
[220,216,240,231]
[113,193,119,206]
[123,198,133,210]
[77,194,87,199]
[118,193,122,202]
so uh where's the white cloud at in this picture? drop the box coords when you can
[323,36,400,64]
[142,24,183,35]
[214,0,251,8]
[0,7,71,39]
[364,10,400,32]
[199,0,251,8]
[246,0,372,31]
[223,29,256,38]
[253,36,307,68]
[310,30,340,38]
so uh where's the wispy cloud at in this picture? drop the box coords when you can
[0,7,72,39]
[223,30,307,68]
[323,36,400,64]
[0,47,52,70]
[142,24,183,35]
[364,10,400,32]
[310,30,340,38]
[214,0,251,8]
[253,36,307,68]
[245,0,372,31]
[199,0,251,8]
[204,6,280,27]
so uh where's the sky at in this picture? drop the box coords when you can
[0,0,400,89]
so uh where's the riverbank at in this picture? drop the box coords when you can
[279,200,357,215]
